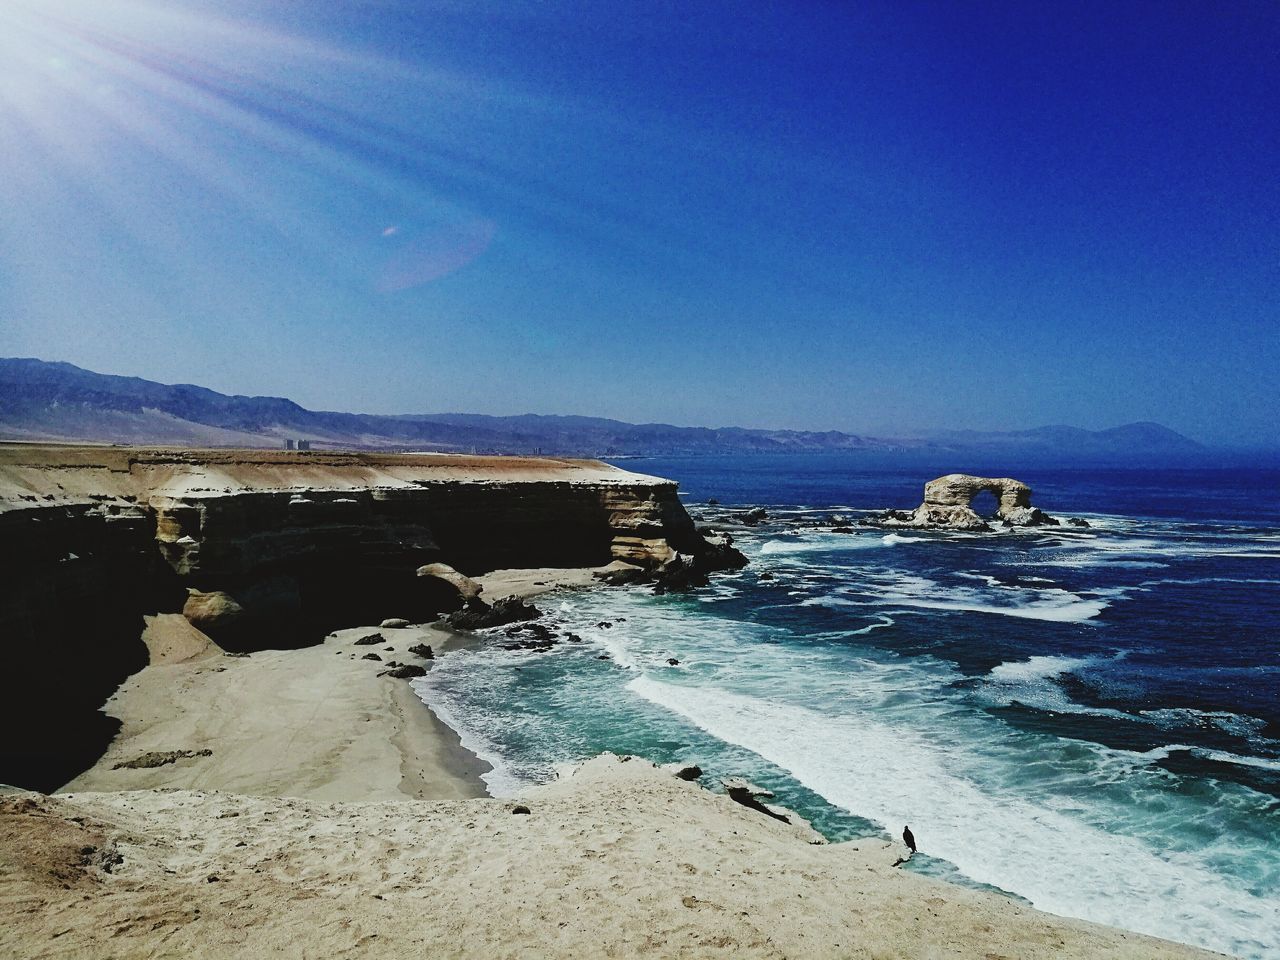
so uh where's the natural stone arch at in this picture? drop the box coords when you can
[907,474,1044,529]
[923,474,1031,516]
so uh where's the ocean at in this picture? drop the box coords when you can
[413,457,1280,959]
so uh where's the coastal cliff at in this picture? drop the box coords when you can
[0,444,737,791]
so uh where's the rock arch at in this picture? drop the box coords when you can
[910,474,1047,529]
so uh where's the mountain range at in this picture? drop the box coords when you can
[0,357,1208,463]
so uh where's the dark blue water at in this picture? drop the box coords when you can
[416,456,1280,958]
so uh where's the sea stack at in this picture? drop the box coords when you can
[876,474,1060,530]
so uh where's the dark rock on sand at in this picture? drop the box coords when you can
[353,632,383,646]
[112,749,212,770]
[721,777,791,824]
[361,653,382,661]
[446,596,541,630]
[381,664,426,679]
[407,643,434,659]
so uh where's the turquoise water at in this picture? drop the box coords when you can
[413,461,1280,958]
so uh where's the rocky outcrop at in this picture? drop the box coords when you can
[416,563,483,603]
[0,445,743,791]
[872,474,1059,530]
[445,596,541,631]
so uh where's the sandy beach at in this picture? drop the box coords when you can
[59,619,487,802]
[57,566,606,802]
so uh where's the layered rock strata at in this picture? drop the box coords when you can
[0,445,742,790]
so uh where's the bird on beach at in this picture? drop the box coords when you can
[903,825,917,853]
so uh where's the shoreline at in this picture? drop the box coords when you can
[60,620,489,802]
[60,566,609,803]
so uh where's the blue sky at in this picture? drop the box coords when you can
[0,1,1276,445]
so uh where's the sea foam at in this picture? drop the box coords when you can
[628,674,1279,959]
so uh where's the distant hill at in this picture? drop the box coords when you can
[0,357,1208,462]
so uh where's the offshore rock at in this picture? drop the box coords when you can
[871,474,1059,530]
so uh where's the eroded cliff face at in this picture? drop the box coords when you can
[0,446,736,790]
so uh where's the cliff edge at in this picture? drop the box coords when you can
[0,444,741,791]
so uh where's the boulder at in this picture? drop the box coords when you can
[407,643,434,659]
[653,554,710,594]
[1001,507,1059,528]
[381,664,426,679]
[182,590,243,633]
[446,596,541,631]
[593,560,651,586]
[380,618,411,629]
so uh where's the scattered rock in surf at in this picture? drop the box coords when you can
[740,507,768,526]
[653,554,710,594]
[595,654,611,661]
[361,653,382,661]
[667,657,680,666]
[407,643,434,659]
[380,618,411,629]
[597,620,613,628]
[352,632,383,646]
[113,749,212,770]
[1067,517,1091,528]
[758,572,774,581]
